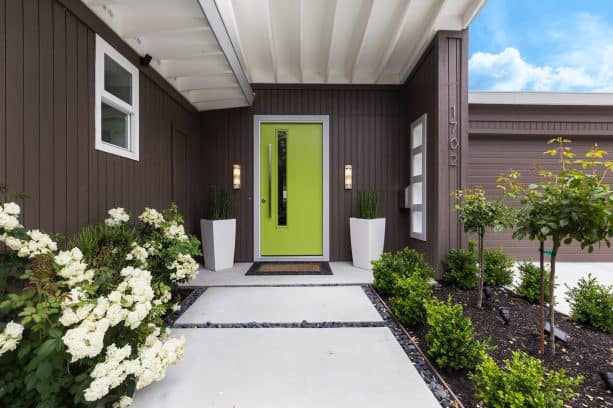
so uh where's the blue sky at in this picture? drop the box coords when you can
[469,0,613,91]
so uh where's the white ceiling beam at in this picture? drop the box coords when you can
[122,26,210,40]
[182,84,240,92]
[298,0,304,83]
[265,0,278,82]
[462,0,488,28]
[193,99,249,111]
[158,51,224,63]
[215,0,250,81]
[198,0,254,105]
[373,0,412,82]
[349,0,375,83]
[400,0,445,83]
[324,0,339,83]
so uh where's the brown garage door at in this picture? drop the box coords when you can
[468,134,613,262]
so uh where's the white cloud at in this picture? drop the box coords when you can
[470,12,613,92]
[469,48,597,91]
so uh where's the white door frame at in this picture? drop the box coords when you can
[253,115,330,262]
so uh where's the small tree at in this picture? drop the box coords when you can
[453,187,513,308]
[498,138,613,354]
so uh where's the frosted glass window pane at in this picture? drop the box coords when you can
[411,211,423,234]
[412,182,422,205]
[412,123,422,148]
[412,152,422,176]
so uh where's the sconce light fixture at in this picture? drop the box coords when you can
[344,165,352,190]
[232,164,241,189]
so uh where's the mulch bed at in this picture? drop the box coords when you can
[391,285,612,408]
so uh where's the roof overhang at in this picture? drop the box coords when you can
[469,91,613,107]
[216,0,487,84]
[82,0,254,111]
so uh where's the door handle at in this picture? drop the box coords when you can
[268,143,272,218]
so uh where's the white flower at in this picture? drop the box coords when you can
[2,202,20,216]
[168,254,199,282]
[84,344,136,402]
[6,229,57,258]
[138,208,164,228]
[105,207,129,227]
[134,331,185,390]
[171,303,181,312]
[164,223,188,241]
[62,318,111,362]
[125,243,148,266]
[55,248,94,287]
[0,212,19,231]
[113,396,133,408]
[0,321,24,356]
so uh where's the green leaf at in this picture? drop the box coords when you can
[540,226,550,235]
[37,339,57,359]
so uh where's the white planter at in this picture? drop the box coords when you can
[200,219,236,271]
[350,217,386,270]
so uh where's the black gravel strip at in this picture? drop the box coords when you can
[164,287,207,327]
[362,285,460,408]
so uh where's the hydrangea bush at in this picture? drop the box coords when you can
[0,202,201,407]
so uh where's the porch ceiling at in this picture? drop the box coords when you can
[216,0,487,84]
[82,0,254,111]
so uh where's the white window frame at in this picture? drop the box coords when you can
[95,34,139,161]
[410,114,427,241]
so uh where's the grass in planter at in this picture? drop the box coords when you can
[443,241,479,289]
[515,261,551,304]
[357,190,378,219]
[372,247,434,295]
[566,274,613,334]
[472,350,583,408]
[483,247,514,287]
[208,186,231,220]
[424,296,488,372]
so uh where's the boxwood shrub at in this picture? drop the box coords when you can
[515,261,551,304]
[424,297,487,371]
[484,247,514,287]
[566,274,613,334]
[443,241,478,289]
[389,273,432,328]
[372,247,433,295]
[472,350,583,408]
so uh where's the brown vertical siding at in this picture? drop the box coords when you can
[201,85,410,262]
[0,0,203,237]
[468,104,613,261]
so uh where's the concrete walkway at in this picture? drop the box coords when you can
[134,264,441,408]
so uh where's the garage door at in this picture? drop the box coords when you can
[468,134,613,262]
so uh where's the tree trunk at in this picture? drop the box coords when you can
[539,240,545,355]
[549,243,558,355]
[476,229,485,308]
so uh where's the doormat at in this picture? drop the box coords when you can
[245,262,332,276]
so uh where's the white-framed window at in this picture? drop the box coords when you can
[95,34,139,160]
[410,114,427,240]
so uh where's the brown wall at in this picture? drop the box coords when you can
[0,0,204,237]
[201,85,410,262]
[405,30,469,270]
[468,104,613,261]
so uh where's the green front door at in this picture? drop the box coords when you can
[260,122,323,256]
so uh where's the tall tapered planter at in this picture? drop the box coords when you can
[350,217,386,269]
[200,218,236,271]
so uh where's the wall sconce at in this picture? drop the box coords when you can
[232,164,241,189]
[344,165,352,190]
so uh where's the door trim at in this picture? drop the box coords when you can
[253,115,330,262]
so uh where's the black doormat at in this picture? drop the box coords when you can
[245,262,332,276]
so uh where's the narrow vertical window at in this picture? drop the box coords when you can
[277,130,288,226]
[95,35,139,160]
[410,114,427,240]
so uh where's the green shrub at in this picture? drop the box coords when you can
[389,273,433,327]
[443,241,478,289]
[372,247,434,295]
[566,274,613,334]
[424,297,487,371]
[472,351,583,408]
[357,190,378,219]
[484,247,514,287]
[515,261,551,304]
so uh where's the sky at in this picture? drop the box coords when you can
[468,0,613,92]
